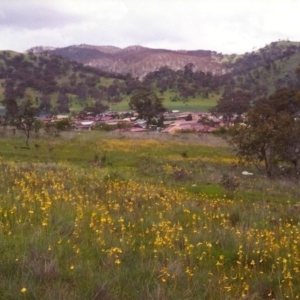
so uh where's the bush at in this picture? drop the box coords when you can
[220,174,240,192]
[55,118,72,131]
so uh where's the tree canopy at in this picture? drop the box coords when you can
[210,90,252,124]
[129,90,166,128]
[231,88,300,177]
[15,95,39,147]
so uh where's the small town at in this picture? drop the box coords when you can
[39,110,229,133]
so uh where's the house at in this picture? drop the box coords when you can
[56,114,69,120]
[133,119,147,129]
[75,121,95,130]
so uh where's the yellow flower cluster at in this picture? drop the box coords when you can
[0,157,298,299]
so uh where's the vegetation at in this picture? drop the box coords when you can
[129,89,166,128]
[210,89,252,124]
[0,129,299,299]
[1,40,300,299]
[231,88,300,177]
[14,95,39,147]
[0,50,128,114]
[0,50,220,114]
[221,40,300,95]
[2,41,300,115]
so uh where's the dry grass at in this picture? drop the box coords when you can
[106,130,229,147]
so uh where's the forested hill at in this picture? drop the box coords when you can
[26,40,300,99]
[1,40,300,115]
[221,41,300,96]
[0,50,133,114]
[0,51,222,114]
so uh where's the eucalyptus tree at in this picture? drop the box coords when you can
[129,89,166,128]
[231,88,300,177]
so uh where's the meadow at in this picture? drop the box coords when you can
[0,129,299,299]
[107,92,218,113]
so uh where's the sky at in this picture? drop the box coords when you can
[0,0,299,54]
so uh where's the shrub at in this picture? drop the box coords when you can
[220,174,240,191]
[55,118,72,131]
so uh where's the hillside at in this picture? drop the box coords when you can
[0,50,223,114]
[0,50,132,114]
[27,44,226,79]
[1,41,300,116]
[26,41,300,100]
[220,41,300,96]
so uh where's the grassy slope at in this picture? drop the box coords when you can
[229,42,300,97]
[0,50,220,114]
[0,50,126,113]
[261,51,300,94]
[0,130,299,299]
[109,92,219,112]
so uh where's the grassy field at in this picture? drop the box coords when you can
[0,129,299,299]
[108,93,219,112]
[0,89,218,115]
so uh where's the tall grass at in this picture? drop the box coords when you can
[0,130,299,299]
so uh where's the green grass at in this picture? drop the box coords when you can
[0,129,299,299]
[98,77,117,87]
[162,91,219,112]
[108,92,219,112]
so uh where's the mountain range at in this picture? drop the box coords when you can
[25,41,300,94]
[26,44,226,79]
[1,40,300,115]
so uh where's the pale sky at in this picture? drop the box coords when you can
[0,0,299,54]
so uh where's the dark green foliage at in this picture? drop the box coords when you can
[211,89,252,124]
[231,88,300,177]
[129,90,166,128]
[55,118,72,131]
[3,96,19,121]
[15,95,39,147]
[0,51,136,113]
[222,41,300,93]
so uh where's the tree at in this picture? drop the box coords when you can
[231,88,300,177]
[15,95,39,147]
[211,90,252,125]
[3,96,19,123]
[39,95,52,112]
[129,90,166,128]
[55,118,72,131]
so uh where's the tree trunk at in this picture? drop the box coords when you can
[25,130,30,147]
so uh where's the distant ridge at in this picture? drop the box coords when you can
[25,40,300,95]
[26,44,226,78]
[25,46,57,53]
